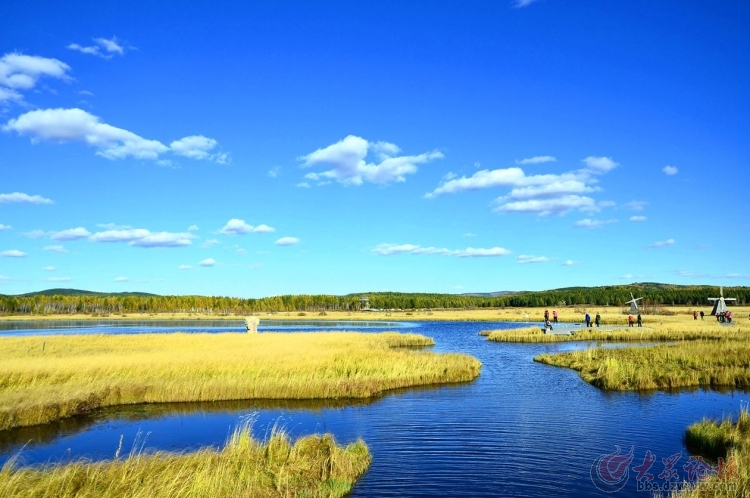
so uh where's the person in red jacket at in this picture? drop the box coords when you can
[628,314,634,327]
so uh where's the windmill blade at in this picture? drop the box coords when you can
[724,298,737,301]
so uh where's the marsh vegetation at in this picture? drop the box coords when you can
[0,332,481,431]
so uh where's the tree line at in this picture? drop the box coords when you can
[0,284,747,316]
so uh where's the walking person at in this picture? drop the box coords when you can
[637,313,642,327]
[544,309,549,322]
[693,311,698,320]
[553,310,558,323]
[595,312,601,327]
[628,314,634,327]
[700,311,704,320]
[585,312,591,328]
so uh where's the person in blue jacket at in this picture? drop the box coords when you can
[585,312,591,328]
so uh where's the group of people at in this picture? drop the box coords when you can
[627,313,643,327]
[717,311,733,323]
[692,311,705,320]
[543,309,558,331]
[583,312,602,327]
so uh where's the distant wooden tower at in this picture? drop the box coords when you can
[359,295,370,311]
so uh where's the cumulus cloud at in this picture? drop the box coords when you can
[51,227,91,241]
[373,243,511,258]
[43,245,67,253]
[275,237,300,246]
[649,238,675,248]
[295,182,311,188]
[268,166,281,178]
[573,218,618,229]
[517,254,549,264]
[3,108,227,163]
[582,156,618,174]
[199,258,216,267]
[495,195,596,216]
[188,225,199,232]
[0,53,71,103]
[0,192,53,204]
[114,276,129,282]
[67,37,127,59]
[515,155,556,165]
[1,250,27,257]
[178,264,192,270]
[300,135,443,186]
[629,215,647,222]
[89,228,195,248]
[561,260,581,266]
[0,224,11,231]
[219,219,275,235]
[663,165,678,176]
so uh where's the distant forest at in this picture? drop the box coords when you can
[1,283,748,315]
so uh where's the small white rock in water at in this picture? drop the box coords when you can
[245,316,260,333]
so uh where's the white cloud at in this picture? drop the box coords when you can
[114,276,129,282]
[188,225,199,232]
[199,258,216,267]
[581,156,618,174]
[202,239,220,248]
[268,166,281,178]
[89,228,195,248]
[179,264,193,270]
[219,219,275,235]
[514,0,541,7]
[0,53,71,103]
[4,108,169,160]
[662,165,678,176]
[499,180,598,201]
[43,266,56,271]
[624,200,648,211]
[0,192,53,204]
[517,254,549,264]
[676,270,702,277]
[573,218,618,229]
[276,237,300,246]
[373,243,510,258]
[219,219,253,235]
[561,260,581,266]
[47,277,71,282]
[515,155,556,165]
[43,245,67,253]
[629,215,647,222]
[252,224,275,234]
[295,182,311,188]
[51,227,91,241]
[4,108,226,163]
[1,249,26,257]
[300,135,443,186]
[67,37,127,59]
[649,238,675,248]
[722,273,750,279]
[462,232,477,237]
[0,224,11,231]
[495,195,596,216]
[170,135,228,163]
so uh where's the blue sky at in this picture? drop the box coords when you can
[1,0,748,297]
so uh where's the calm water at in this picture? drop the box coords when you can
[1,320,746,497]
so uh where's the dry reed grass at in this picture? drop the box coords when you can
[0,332,481,431]
[0,423,371,497]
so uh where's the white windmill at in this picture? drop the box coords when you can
[625,292,643,314]
[708,286,736,317]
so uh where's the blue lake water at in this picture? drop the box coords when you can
[0,320,746,497]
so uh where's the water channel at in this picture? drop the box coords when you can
[0,320,745,496]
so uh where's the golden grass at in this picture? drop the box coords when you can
[486,321,749,343]
[0,332,481,431]
[666,408,750,497]
[533,334,750,391]
[0,424,371,498]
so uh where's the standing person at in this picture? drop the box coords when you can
[637,313,642,327]
[545,318,552,332]
[700,311,704,320]
[693,311,698,320]
[628,314,634,327]
[726,311,732,324]
[585,312,591,328]
[544,309,549,322]
[595,312,601,327]
[553,310,558,323]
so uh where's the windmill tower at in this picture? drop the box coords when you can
[708,287,737,316]
[625,292,643,314]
